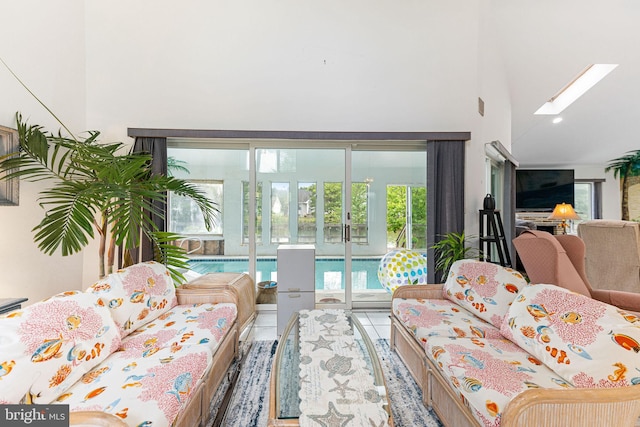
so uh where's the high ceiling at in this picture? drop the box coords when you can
[492,1,640,167]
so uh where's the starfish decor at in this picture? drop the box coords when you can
[307,401,355,427]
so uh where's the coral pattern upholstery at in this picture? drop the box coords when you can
[0,291,121,404]
[391,259,640,427]
[425,335,570,427]
[86,262,178,337]
[0,261,241,427]
[392,298,505,348]
[442,260,528,327]
[118,302,236,355]
[501,283,640,388]
[61,345,212,425]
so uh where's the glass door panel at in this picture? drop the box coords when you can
[256,148,347,307]
[386,185,407,249]
[170,143,426,310]
[271,182,290,244]
[410,186,427,249]
[167,146,251,277]
[351,182,369,244]
[323,182,343,243]
[351,149,427,307]
[242,181,262,244]
[297,182,316,243]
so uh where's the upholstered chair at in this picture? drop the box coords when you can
[513,229,640,314]
[577,219,640,293]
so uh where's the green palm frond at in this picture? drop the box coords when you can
[0,113,220,280]
[431,232,480,277]
[150,231,190,285]
[160,176,219,231]
[167,157,190,176]
[33,181,99,255]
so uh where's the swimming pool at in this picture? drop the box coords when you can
[188,257,385,291]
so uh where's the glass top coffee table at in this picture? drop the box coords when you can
[268,309,393,426]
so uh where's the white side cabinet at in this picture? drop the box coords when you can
[277,244,315,335]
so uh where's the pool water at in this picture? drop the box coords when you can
[188,258,385,291]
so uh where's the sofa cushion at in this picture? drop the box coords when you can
[443,260,527,328]
[500,283,640,388]
[119,302,237,355]
[60,344,211,427]
[0,291,121,404]
[425,335,572,427]
[86,262,178,338]
[393,298,504,347]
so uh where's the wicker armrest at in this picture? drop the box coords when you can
[392,284,445,300]
[502,385,640,427]
[175,286,237,306]
[182,272,256,332]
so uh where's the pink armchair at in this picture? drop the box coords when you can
[513,229,640,314]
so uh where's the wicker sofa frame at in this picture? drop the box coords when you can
[390,284,640,427]
[69,277,254,427]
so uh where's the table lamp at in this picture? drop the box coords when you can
[548,203,580,234]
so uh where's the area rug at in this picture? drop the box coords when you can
[212,339,442,427]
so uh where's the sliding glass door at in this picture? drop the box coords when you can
[255,147,348,307]
[168,141,427,310]
[351,149,427,307]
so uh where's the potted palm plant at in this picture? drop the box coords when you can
[0,113,218,283]
[431,231,480,279]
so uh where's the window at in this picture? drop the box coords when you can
[298,182,316,243]
[410,186,427,249]
[324,182,343,243]
[242,181,263,244]
[169,180,223,235]
[486,157,503,211]
[271,182,290,243]
[574,181,598,223]
[257,149,296,173]
[386,185,426,249]
[351,182,369,244]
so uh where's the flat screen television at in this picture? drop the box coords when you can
[515,169,575,211]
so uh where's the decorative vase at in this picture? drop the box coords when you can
[483,194,496,210]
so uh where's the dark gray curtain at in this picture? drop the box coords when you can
[130,137,168,264]
[503,160,517,262]
[427,140,465,283]
[594,181,603,219]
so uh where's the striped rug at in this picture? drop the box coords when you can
[211,339,442,427]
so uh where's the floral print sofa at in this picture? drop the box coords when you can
[0,261,250,427]
[391,259,640,427]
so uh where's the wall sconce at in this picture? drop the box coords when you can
[548,203,580,234]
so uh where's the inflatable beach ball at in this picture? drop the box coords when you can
[377,249,428,294]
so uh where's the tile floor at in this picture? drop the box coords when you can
[248,309,392,341]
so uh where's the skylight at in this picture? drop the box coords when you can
[534,64,618,115]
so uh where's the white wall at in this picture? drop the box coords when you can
[466,1,513,231]
[0,1,86,304]
[0,1,519,304]
[83,1,481,134]
[83,0,503,246]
